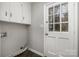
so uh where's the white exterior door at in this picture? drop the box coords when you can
[44,2,77,57]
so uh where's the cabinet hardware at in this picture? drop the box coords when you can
[23,17,24,20]
[10,13,12,17]
[45,33,48,36]
[5,11,7,16]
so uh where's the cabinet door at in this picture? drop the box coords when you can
[9,2,22,23]
[22,3,31,24]
[0,2,10,22]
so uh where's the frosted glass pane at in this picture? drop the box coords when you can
[49,7,53,15]
[55,24,60,31]
[55,14,60,22]
[61,13,68,22]
[55,5,60,14]
[49,16,53,23]
[61,3,68,13]
[61,23,68,32]
[49,24,53,31]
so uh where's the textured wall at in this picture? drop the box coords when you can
[28,2,46,54]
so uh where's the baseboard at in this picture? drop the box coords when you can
[28,48,44,57]
[9,47,28,57]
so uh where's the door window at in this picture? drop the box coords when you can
[48,7,53,31]
[61,3,68,32]
[48,3,68,32]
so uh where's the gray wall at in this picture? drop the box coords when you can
[28,2,46,54]
[0,21,29,56]
[0,2,46,56]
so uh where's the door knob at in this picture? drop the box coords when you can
[45,33,48,36]
[5,11,7,16]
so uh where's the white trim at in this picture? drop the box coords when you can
[28,48,44,57]
[8,47,28,57]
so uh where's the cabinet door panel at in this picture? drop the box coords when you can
[9,3,22,23]
[22,3,31,24]
[0,3,10,21]
[0,2,31,24]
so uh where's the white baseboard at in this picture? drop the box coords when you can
[9,47,28,57]
[28,48,44,57]
[8,47,44,57]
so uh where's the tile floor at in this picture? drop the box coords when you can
[15,49,41,57]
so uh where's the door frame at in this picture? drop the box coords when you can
[44,2,78,57]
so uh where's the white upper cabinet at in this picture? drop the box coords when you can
[21,2,31,24]
[9,3,22,23]
[0,2,31,24]
[0,3,10,22]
